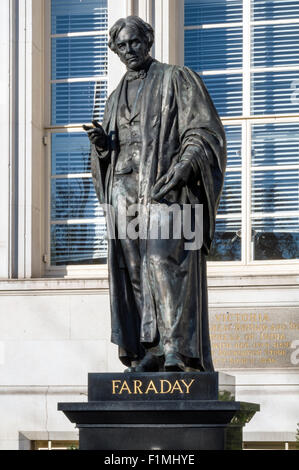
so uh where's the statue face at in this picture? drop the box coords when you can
[115,26,149,70]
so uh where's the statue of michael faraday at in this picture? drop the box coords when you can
[84,16,226,373]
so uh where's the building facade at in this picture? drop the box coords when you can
[0,0,298,450]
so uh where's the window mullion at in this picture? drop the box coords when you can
[51,30,108,39]
[185,22,244,30]
[51,219,101,225]
[45,129,52,271]
[242,120,250,265]
[251,18,299,26]
[51,173,92,179]
[51,77,108,84]
[242,0,252,265]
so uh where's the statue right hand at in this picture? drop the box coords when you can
[83,120,107,149]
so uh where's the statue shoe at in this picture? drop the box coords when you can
[164,352,185,372]
[124,366,136,372]
[134,352,163,372]
[124,360,139,373]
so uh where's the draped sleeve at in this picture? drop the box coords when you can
[173,66,227,253]
[90,90,115,204]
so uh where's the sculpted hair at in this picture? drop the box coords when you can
[108,16,154,54]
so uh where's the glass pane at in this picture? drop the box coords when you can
[51,178,102,220]
[185,28,242,71]
[51,80,107,125]
[51,0,107,34]
[52,36,108,80]
[252,169,299,214]
[252,24,299,68]
[225,125,242,168]
[218,171,241,215]
[251,71,299,115]
[252,217,299,260]
[252,0,299,22]
[208,218,241,261]
[252,123,299,167]
[203,74,243,116]
[51,223,107,265]
[185,0,243,26]
[51,133,91,175]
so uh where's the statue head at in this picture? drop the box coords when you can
[108,16,154,70]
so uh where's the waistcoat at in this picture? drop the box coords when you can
[115,79,143,174]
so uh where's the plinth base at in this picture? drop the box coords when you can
[58,372,259,450]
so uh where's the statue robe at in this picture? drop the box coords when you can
[91,59,227,370]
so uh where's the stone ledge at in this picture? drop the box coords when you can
[0,273,298,294]
[0,386,87,395]
[0,278,109,294]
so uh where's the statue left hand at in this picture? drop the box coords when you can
[151,160,193,201]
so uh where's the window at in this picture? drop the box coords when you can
[31,440,79,450]
[243,441,298,450]
[184,0,299,264]
[46,0,108,270]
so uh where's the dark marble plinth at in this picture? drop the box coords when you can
[58,372,259,450]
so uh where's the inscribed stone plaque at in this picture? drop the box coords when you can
[209,307,299,369]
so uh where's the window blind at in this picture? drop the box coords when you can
[201,75,243,117]
[251,123,299,260]
[184,0,243,26]
[52,81,107,125]
[184,0,299,263]
[51,224,107,265]
[208,125,242,261]
[50,0,108,266]
[185,28,243,71]
[252,0,299,22]
[51,133,91,175]
[252,123,299,167]
[51,0,107,34]
[51,179,102,220]
[52,36,108,79]
[251,71,299,115]
[252,24,299,68]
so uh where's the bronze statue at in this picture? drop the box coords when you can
[83,16,226,372]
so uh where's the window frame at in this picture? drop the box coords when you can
[184,0,299,273]
[43,0,299,278]
[44,0,109,277]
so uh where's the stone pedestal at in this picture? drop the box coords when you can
[58,372,259,450]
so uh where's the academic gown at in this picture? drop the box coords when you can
[91,59,227,370]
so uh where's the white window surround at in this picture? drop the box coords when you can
[0,0,12,279]
[45,0,109,270]
[0,0,46,280]
[1,0,298,281]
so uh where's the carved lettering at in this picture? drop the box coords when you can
[111,378,196,395]
[145,380,159,395]
[170,380,183,394]
[210,309,299,369]
[112,380,122,394]
[133,380,143,395]
[119,380,132,394]
[181,379,195,394]
[160,380,172,394]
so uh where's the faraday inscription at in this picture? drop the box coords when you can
[111,378,195,395]
[88,372,220,401]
